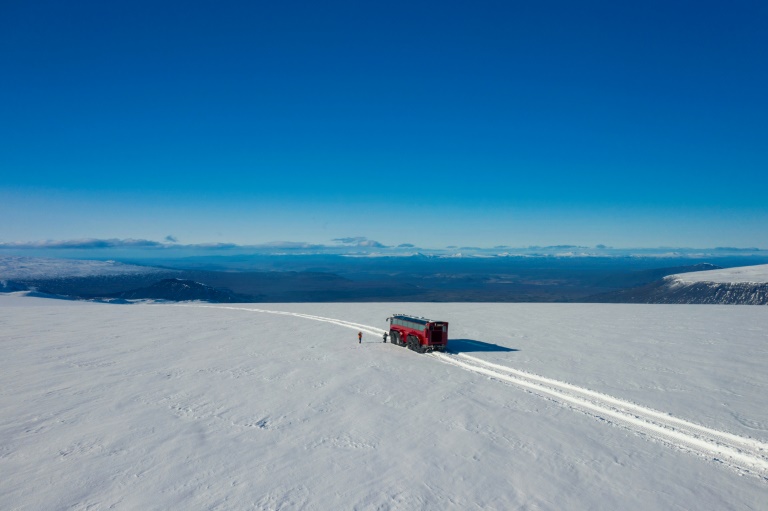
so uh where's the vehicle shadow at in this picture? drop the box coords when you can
[447,339,519,353]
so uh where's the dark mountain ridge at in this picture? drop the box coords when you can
[96,278,248,303]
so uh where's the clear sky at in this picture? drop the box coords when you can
[2,1,767,250]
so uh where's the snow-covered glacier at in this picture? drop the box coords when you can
[1,294,766,510]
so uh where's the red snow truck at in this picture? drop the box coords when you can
[386,314,448,353]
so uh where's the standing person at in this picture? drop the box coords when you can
[358,331,362,344]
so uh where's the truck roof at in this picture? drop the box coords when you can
[391,314,446,324]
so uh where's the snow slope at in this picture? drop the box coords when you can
[1,294,767,510]
[654,264,768,305]
[669,263,768,284]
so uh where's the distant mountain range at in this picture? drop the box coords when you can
[2,256,767,304]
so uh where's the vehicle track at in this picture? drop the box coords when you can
[176,304,387,337]
[172,304,768,479]
[432,352,768,479]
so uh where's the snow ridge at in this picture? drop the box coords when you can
[169,304,768,479]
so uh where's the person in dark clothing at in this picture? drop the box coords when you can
[358,331,362,343]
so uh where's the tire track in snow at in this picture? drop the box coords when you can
[171,304,387,337]
[171,304,768,479]
[432,352,768,479]
[457,354,765,451]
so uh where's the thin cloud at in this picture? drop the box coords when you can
[356,240,387,248]
[259,241,327,250]
[0,239,763,258]
[184,242,240,249]
[332,237,367,245]
[0,238,330,251]
[0,238,164,249]
[332,237,387,248]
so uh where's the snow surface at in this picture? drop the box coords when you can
[669,263,768,284]
[2,294,767,510]
[0,256,166,279]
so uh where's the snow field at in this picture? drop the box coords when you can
[1,295,767,510]
[179,304,768,476]
[434,353,768,476]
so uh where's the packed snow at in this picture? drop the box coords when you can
[0,256,165,280]
[669,263,768,284]
[1,293,767,510]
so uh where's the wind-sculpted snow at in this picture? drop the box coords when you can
[2,296,767,510]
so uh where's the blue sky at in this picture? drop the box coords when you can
[2,1,767,251]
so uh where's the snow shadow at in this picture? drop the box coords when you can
[447,339,519,353]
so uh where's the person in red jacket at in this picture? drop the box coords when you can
[358,331,362,344]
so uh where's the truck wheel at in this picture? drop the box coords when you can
[407,335,422,353]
